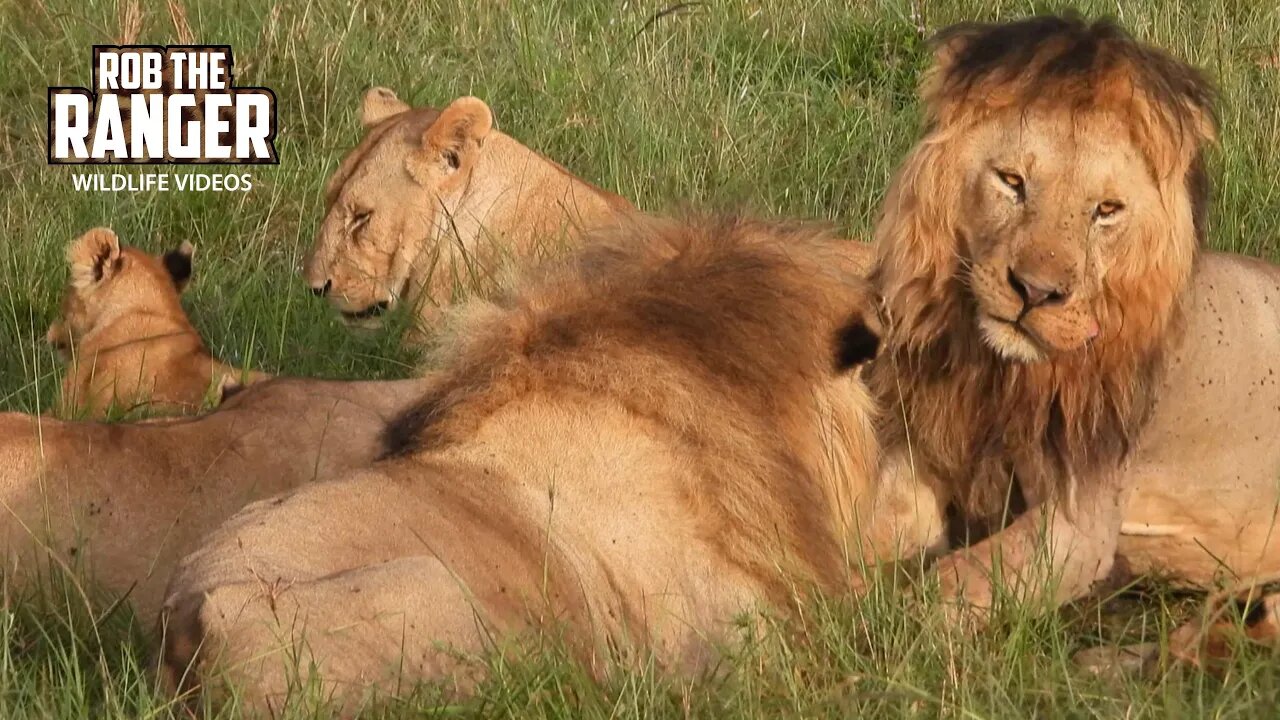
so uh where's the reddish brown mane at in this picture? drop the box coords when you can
[870,15,1217,520]
[926,15,1215,241]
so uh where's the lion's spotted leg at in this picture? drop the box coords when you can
[932,477,1126,624]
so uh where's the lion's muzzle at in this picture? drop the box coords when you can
[1007,266,1071,309]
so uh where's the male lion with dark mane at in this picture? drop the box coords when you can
[160,217,882,709]
[305,88,633,338]
[868,15,1280,619]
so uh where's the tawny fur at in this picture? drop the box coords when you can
[0,376,439,617]
[48,228,268,418]
[159,217,882,710]
[868,15,1280,617]
[304,89,634,339]
[1114,255,1280,586]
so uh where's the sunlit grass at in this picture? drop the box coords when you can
[0,0,1278,716]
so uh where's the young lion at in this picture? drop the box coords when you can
[160,217,883,709]
[46,228,268,418]
[0,375,439,618]
[305,89,634,338]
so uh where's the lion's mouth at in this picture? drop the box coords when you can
[990,314,1040,340]
[990,313,1027,331]
[979,313,1049,362]
[341,301,391,321]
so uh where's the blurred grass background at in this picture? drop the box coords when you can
[0,0,1278,717]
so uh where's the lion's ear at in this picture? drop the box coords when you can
[67,227,122,289]
[1169,80,1218,166]
[833,314,881,372]
[918,22,986,120]
[360,86,410,128]
[929,22,982,75]
[162,240,195,292]
[1139,92,1218,187]
[418,96,493,178]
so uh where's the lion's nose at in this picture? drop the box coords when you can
[310,280,332,298]
[1007,267,1069,308]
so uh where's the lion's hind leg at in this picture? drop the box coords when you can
[155,471,444,709]
[160,553,491,713]
[158,464,566,711]
[1164,578,1280,674]
[1074,578,1280,681]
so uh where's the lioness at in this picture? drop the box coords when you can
[0,375,437,617]
[160,217,882,709]
[305,88,634,337]
[47,228,268,418]
[868,16,1280,618]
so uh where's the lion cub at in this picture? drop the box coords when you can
[46,228,268,418]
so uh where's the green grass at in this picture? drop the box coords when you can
[1,0,1279,716]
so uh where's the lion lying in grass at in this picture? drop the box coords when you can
[867,15,1280,619]
[159,216,883,709]
[46,228,268,418]
[304,89,634,337]
[0,375,437,617]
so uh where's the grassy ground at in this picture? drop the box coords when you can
[1,0,1279,716]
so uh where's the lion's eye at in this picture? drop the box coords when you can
[995,170,1026,200]
[1095,200,1125,221]
[350,211,372,231]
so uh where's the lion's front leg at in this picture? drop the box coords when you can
[861,449,952,562]
[932,475,1126,623]
[849,449,952,595]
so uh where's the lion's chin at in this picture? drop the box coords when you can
[337,298,395,334]
[340,316,384,333]
[339,315,387,335]
[977,315,1047,363]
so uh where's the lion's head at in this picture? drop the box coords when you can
[305,88,629,332]
[305,89,468,324]
[47,228,194,356]
[870,16,1217,513]
[876,15,1214,363]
